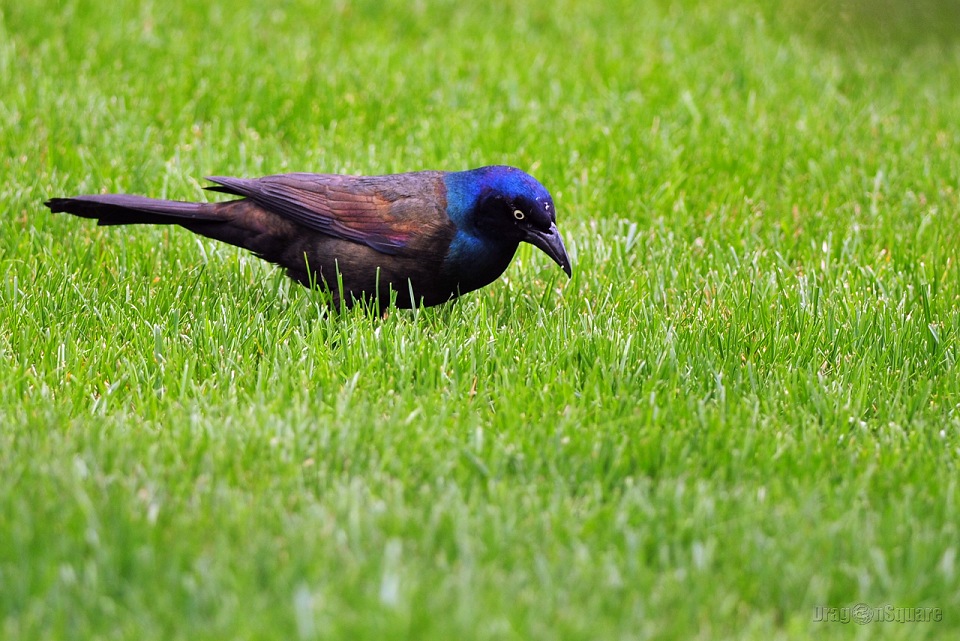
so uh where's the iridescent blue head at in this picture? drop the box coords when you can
[444,165,572,278]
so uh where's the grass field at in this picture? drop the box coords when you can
[2,0,959,639]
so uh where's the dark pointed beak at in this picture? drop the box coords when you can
[524,223,572,278]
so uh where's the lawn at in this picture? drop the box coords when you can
[1,0,959,639]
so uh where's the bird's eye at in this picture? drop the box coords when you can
[513,209,525,220]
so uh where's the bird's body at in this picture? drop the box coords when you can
[45,166,571,309]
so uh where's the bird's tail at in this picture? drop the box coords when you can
[45,194,225,226]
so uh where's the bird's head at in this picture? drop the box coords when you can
[450,165,572,277]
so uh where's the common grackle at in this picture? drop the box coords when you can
[45,166,571,309]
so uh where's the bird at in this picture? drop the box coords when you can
[44,165,572,310]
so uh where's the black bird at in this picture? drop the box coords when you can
[45,166,572,309]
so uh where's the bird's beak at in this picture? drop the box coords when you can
[524,223,572,278]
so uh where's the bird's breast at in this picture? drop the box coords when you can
[442,230,518,295]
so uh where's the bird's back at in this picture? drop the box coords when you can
[203,171,461,307]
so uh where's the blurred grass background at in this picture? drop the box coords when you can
[779,0,960,47]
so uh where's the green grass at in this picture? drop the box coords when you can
[2,0,959,639]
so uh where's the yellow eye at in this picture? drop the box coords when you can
[513,209,525,220]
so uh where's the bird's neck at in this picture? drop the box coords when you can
[445,229,518,289]
[442,170,519,293]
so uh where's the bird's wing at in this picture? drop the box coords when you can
[205,173,433,255]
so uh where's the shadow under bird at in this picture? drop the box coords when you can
[45,165,571,309]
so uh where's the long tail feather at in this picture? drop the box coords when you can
[45,194,224,226]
